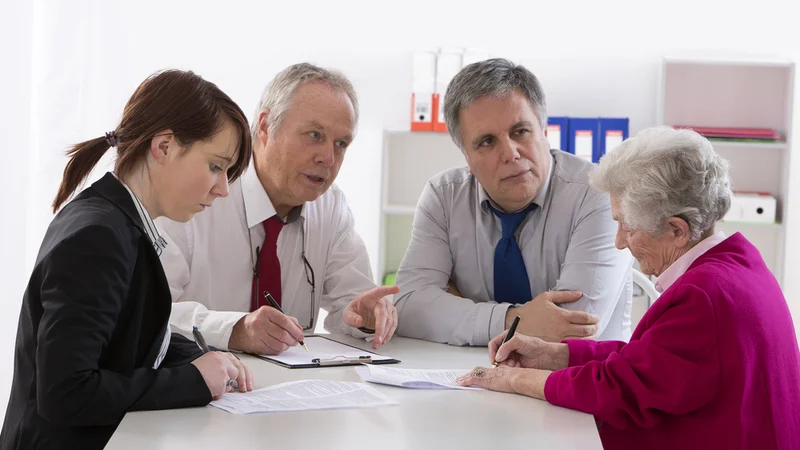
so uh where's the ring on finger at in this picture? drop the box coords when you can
[474,369,485,377]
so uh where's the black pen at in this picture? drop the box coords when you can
[264,291,309,352]
[192,326,211,353]
[193,326,239,390]
[493,315,521,367]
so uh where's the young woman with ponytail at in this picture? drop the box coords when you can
[1,69,254,450]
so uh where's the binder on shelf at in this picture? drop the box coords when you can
[547,117,570,152]
[568,118,599,162]
[599,118,629,157]
[411,93,434,131]
[461,47,489,67]
[724,192,777,224]
[411,50,437,132]
[433,47,463,133]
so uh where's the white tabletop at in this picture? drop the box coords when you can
[106,335,602,450]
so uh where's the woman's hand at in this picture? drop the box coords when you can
[489,332,569,371]
[456,365,551,400]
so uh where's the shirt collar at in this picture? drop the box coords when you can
[116,177,168,256]
[655,230,728,293]
[479,154,555,214]
[241,158,305,229]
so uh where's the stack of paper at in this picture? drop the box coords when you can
[355,365,482,390]
[210,379,398,414]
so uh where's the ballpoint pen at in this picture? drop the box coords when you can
[493,315,521,367]
[193,326,239,390]
[264,291,309,352]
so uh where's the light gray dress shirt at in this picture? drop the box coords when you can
[395,149,633,346]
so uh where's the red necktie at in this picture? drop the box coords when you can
[251,215,284,311]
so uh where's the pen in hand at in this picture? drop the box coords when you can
[192,326,211,353]
[263,291,309,352]
[493,315,521,367]
[193,326,239,391]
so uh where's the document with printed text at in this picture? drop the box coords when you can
[355,365,483,390]
[210,379,398,414]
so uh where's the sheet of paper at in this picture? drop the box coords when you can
[209,379,398,414]
[263,336,394,366]
[355,365,482,390]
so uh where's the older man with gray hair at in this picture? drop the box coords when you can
[394,58,633,346]
[157,63,399,355]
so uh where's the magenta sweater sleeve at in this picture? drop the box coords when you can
[565,339,627,366]
[544,283,720,429]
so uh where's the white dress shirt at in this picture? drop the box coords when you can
[156,162,376,350]
[118,179,171,369]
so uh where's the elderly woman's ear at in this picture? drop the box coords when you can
[665,216,692,248]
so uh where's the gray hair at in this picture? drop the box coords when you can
[250,63,359,142]
[443,58,548,151]
[589,126,732,241]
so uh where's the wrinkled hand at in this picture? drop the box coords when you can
[191,351,254,400]
[229,306,305,355]
[457,365,550,400]
[344,285,400,349]
[489,332,569,370]
[507,290,599,342]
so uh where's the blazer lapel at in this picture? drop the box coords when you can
[90,172,172,367]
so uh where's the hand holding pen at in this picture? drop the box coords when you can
[191,326,254,398]
[263,292,309,352]
[227,292,307,355]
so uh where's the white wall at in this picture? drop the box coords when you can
[0,0,33,425]
[1,0,799,422]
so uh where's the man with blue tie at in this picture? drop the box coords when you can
[394,58,633,346]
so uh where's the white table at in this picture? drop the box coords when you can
[106,335,602,449]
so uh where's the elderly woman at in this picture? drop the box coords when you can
[458,127,800,449]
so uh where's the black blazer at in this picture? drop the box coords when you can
[0,173,211,450]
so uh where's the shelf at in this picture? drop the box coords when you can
[663,53,793,68]
[383,204,416,215]
[708,141,787,151]
[720,221,782,229]
[386,129,451,137]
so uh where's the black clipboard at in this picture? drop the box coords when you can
[254,335,401,369]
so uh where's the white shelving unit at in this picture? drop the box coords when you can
[657,55,795,286]
[378,131,465,283]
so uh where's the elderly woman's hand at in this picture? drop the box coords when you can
[456,365,551,400]
[489,332,569,371]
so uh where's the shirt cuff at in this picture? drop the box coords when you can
[348,326,373,340]
[474,302,513,346]
[197,310,248,351]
